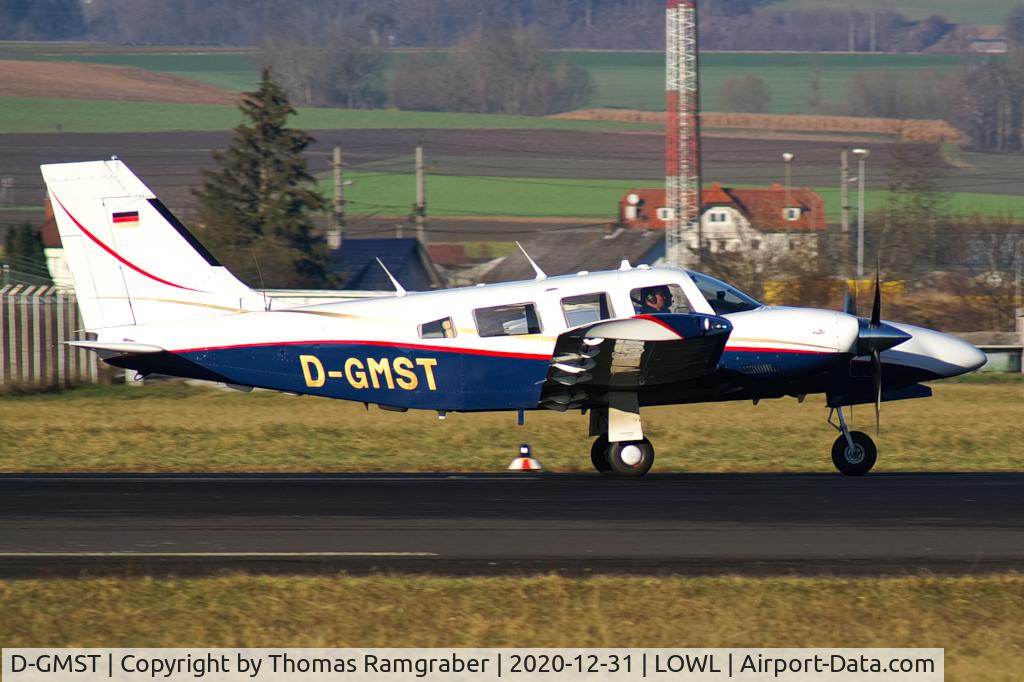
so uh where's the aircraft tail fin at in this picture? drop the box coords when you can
[40,159,260,331]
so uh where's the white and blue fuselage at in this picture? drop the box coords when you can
[90,266,983,412]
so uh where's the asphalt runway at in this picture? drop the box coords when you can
[0,472,1022,577]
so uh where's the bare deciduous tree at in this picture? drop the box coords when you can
[258,26,385,109]
[719,74,772,114]
[392,27,593,115]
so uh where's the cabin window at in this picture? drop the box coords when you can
[689,271,762,315]
[419,317,456,339]
[630,283,691,315]
[474,303,542,337]
[561,292,614,327]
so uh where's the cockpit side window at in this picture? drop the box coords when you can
[689,272,762,315]
[419,317,456,339]
[473,303,543,337]
[561,292,614,327]
[630,283,691,315]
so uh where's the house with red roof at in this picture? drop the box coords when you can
[40,200,74,289]
[618,182,826,266]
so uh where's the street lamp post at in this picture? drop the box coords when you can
[852,148,869,279]
[782,152,794,225]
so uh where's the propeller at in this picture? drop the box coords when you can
[847,266,912,434]
[872,347,881,433]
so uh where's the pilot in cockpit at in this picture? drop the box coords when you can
[636,285,673,315]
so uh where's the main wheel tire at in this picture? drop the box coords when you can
[590,435,611,473]
[607,438,655,477]
[831,431,877,476]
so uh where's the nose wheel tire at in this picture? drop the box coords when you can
[606,438,655,477]
[831,431,877,476]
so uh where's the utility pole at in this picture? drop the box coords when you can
[415,142,427,246]
[841,148,851,275]
[853,148,870,279]
[329,145,344,250]
[782,152,794,226]
[1015,239,1023,352]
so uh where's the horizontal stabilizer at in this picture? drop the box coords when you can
[66,340,166,355]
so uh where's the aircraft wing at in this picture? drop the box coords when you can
[540,313,732,410]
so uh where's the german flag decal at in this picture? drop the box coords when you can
[112,210,140,227]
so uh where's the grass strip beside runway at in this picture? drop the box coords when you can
[0,382,1020,473]
[1,573,1021,679]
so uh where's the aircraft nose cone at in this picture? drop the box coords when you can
[930,331,988,374]
[953,337,988,373]
[891,324,989,377]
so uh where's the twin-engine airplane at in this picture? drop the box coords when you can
[41,160,986,477]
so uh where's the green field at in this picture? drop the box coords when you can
[2,573,1021,679]
[0,96,652,134]
[330,171,1024,220]
[0,382,1019,473]
[6,45,971,115]
[775,0,1018,26]
[563,51,968,113]
[336,172,640,218]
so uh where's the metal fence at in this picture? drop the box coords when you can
[0,285,98,389]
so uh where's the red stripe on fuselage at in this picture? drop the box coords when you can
[172,338,552,361]
[52,194,202,293]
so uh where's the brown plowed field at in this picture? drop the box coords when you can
[555,108,966,144]
[0,60,239,104]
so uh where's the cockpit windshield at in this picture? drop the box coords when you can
[689,272,762,315]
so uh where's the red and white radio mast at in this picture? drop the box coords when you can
[665,0,701,267]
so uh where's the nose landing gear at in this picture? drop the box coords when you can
[588,397,656,477]
[591,435,655,477]
[828,406,877,475]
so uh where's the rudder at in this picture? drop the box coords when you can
[41,159,259,331]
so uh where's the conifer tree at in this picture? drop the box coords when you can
[194,68,329,288]
[3,224,51,285]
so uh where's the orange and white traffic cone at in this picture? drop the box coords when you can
[508,444,543,471]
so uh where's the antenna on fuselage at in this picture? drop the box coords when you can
[251,252,270,311]
[375,258,407,297]
[516,241,547,280]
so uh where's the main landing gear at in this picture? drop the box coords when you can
[827,406,877,476]
[588,396,656,477]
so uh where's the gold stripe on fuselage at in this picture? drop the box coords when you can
[728,337,837,351]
